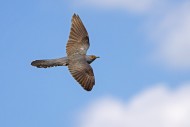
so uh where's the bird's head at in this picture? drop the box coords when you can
[86,55,100,64]
[89,55,100,60]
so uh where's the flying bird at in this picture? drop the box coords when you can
[31,14,99,91]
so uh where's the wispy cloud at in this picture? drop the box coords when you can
[77,83,190,127]
[75,0,166,14]
[148,2,190,69]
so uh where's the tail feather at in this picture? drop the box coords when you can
[31,57,68,68]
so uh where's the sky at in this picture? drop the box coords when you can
[0,0,190,127]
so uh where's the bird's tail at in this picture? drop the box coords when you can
[31,57,68,68]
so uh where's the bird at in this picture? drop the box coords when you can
[31,14,99,91]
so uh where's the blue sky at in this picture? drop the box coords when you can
[1,0,190,127]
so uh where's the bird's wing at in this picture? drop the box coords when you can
[68,58,95,91]
[66,14,89,56]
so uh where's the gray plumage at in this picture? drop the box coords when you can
[31,14,99,91]
[31,55,97,68]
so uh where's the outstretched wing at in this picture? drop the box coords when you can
[66,14,89,56]
[68,57,95,91]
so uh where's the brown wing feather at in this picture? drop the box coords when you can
[66,14,89,56]
[68,59,95,91]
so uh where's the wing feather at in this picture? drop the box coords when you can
[66,14,89,56]
[68,59,95,91]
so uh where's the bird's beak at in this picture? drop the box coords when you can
[96,56,100,58]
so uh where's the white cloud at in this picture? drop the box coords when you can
[77,83,190,127]
[75,0,165,13]
[149,2,190,69]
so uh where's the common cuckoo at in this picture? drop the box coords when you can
[31,14,99,91]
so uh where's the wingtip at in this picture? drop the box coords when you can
[84,87,93,91]
[72,13,81,19]
[73,13,77,17]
